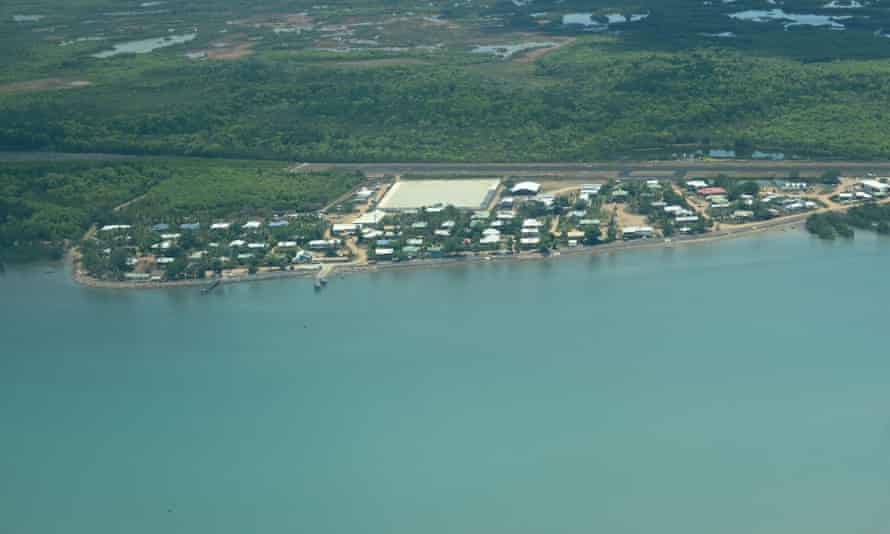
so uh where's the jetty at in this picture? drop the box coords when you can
[201,277,221,294]
[314,264,335,291]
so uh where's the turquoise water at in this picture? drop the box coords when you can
[3,229,890,533]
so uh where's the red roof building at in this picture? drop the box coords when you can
[697,187,727,196]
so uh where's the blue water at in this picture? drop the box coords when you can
[3,229,890,533]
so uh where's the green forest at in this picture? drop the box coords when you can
[6,0,890,161]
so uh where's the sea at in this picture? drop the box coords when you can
[2,228,890,534]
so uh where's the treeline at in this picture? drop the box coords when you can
[0,161,167,258]
[7,43,890,161]
[806,204,890,240]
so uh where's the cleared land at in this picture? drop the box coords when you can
[378,178,499,210]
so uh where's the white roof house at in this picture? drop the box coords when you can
[309,239,340,249]
[375,248,395,257]
[434,229,451,237]
[210,222,231,230]
[511,181,541,195]
[332,223,359,235]
[522,218,543,228]
[243,221,262,230]
[686,180,708,189]
[247,243,266,249]
[160,233,181,240]
[480,234,501,245]
[156,257,176,264]
[482,228,501,236]
[277,241,298,248]
[860,179,890,194]
[229,240,247,247]
[99,224,131,232]
[519,237,541,246]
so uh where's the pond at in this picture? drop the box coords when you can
[92,33,197,58]
[471,42,557,59]
[13,15,44,22]
[729,9,848,30]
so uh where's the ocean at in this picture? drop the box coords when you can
[2,228,890,534]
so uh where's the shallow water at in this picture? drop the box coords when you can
[92,33,197,58]
[3,229,890,534]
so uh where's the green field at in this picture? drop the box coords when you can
[5,0,890,162]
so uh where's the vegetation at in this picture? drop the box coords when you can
[7,0,890,161]
[807,203,890,239]
[0,158,363,260]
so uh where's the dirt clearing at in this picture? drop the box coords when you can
[0,78,92,94]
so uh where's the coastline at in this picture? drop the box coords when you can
[69,213,809,290]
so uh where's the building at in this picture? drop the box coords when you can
[374,248,395,259]
[622,226,655,240]
[243,221,262,230]
[860,179,890,195]
[697,187,727,197]
[352,209,387,227]
[511,181,541,195]
[332,223,359,236]
[309,239,340,250]
[210,222,231,230]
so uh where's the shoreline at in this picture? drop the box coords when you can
[69,213,809,290]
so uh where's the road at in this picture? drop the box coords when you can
[4,151,890,178]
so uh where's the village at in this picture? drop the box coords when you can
[83,173,890,284]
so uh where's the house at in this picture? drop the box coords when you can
[277,241,298,249]
[332,223,358,236]
[247,243,267,249]
[268,220,289,228]
[579,218,600,226]
[293,250,313,263]
[406,237,424,246]
[686,180,708,190]
[731,210,754,219]
[675,215,699,224]
[441,220,456,229]
[150,241,172,250]
[480,234,501,246]
[482,228,501,237]
[229,239,247,248]
[156,257,176,265]
[434,229,451,237]
[374,248,395,259]
[519,237,541,248]
[782,182,809,191]
[511,181,541,195]
[243,221,262,230]
[402,245,422,256]
[309,239,340,250]
[499,196,515,208]
[697,187,727,197]
[566,230,585,240]
[411,221,429,230]
[151,223,170,232]
[860,179,890,195]
[160,233,181,240]
[611,189,629,202]
[99,224,131,232]
[210,222,231,230]
[472,210,490,220]
[622,226,655,239]
[180,222,200,231]
[646,179,661,189]
[496,211,516,220]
